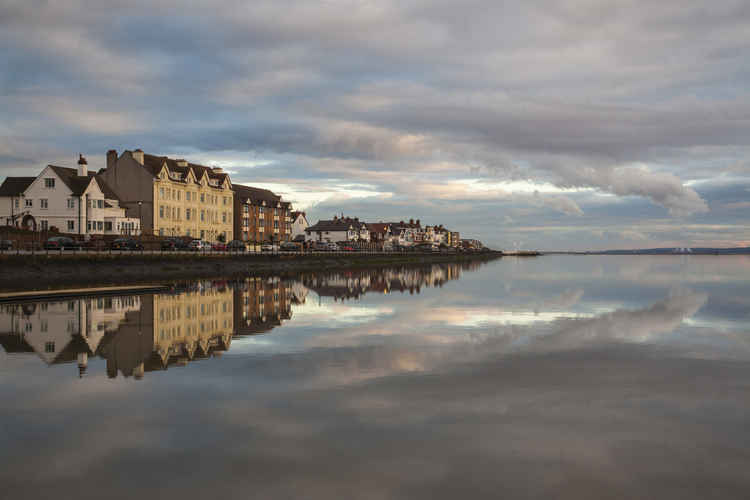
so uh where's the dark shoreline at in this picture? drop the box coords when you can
[0,252,504,292]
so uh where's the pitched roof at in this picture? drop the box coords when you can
[233,184,282,204]
[138,152,230,186]
[306,218,367,232]
[0,177,35,196]
[46,165,122,200]
[367,223,391,233]
[48,165,96,196]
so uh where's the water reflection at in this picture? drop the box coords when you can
[2,257,750,499]
[0,262,476,379]
[0,277,298,379]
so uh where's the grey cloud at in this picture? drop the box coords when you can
[2,0,750,247]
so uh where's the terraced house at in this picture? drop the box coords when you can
[100,149,234,241]
[233,185,292,243]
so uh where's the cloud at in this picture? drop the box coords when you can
[2,0,750,248]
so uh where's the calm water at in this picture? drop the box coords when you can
[2,256,750,499]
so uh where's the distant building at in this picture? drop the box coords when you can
[367,222,392,246]
[305,216,370,243]
[386,219,422,246]
[0,155,139,235]
[99,149,233,241]
[233,185,292,243]
[289,211,309,240]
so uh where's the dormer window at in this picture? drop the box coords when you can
[44,178,55,188]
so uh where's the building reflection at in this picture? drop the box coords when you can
[0,277,298,380]
[0,262,488,379]
[300,262,474,301]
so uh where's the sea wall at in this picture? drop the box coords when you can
[0,251,503,291]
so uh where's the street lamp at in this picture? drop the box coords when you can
[137,201,143,236]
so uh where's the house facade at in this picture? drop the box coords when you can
[289,211,309,240]
[0,156,139,236]
[386,220,422,246]
[305,217,370,243]
[233,185,292,243]
[99,149,233,241]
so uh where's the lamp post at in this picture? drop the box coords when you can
[137,201,142,237]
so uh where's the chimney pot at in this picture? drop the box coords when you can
[132,149,144,165]
[77,154,88,176]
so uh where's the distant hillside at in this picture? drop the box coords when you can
[590,247,750,255]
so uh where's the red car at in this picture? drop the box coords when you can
[212,242,227,251]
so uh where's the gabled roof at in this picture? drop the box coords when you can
[367,223,391,233]
[386,221,422,230]
[48,165,96,196]
[306,218,368,232]
[46,165,122,200]
[0,177,35,196]
[138,152,230,187]
[233,184,281,204]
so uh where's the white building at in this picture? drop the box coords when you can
[289,211,309,240]
[304,217,370,243]
[0,155,140,236]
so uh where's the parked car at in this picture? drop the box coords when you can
[227,240,247,252]
[44,236,81,250]
[188,240,211,251]
[280,241,300,251]
[325,242,339,251]
[415,243,439,252]
[261,243,278,252]
[0,240,12,250]
[161,238,189,251]
[212,241,227,251]
[111,238,143,250]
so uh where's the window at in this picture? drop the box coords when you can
[160,206,164,218]
[45,342,55,353]
[25,199,32,208]
[14,199,19,209]
[186,209,191,220]
[44,178,55,188]
[40,199,48,209]
[222,213,227,223]
[201,210,205,222]
[104,221,112,231]
[200,193,205,203]
[160,187,165,198]
[68,301,76,311]
[67,220,74,231]
[97,221,103,230]
[87,221,92,231]
[186,191,191,201]
[97,200,104,208]
[159,228,164,236]
[40,220,48,230]
[176,191,181,201]
[67,198,75,209]
[41,320,48,332]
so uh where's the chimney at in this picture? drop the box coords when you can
[132,149,144,165]
[212,167,224,174]
[176,159,188,167]
[416,219,421,226]
[77,154,88,176]
[106,149,117,171]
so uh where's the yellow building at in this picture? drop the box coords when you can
[100,149,234,241]
[152,287,234,364]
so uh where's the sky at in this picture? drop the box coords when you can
[1,0,749,250]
